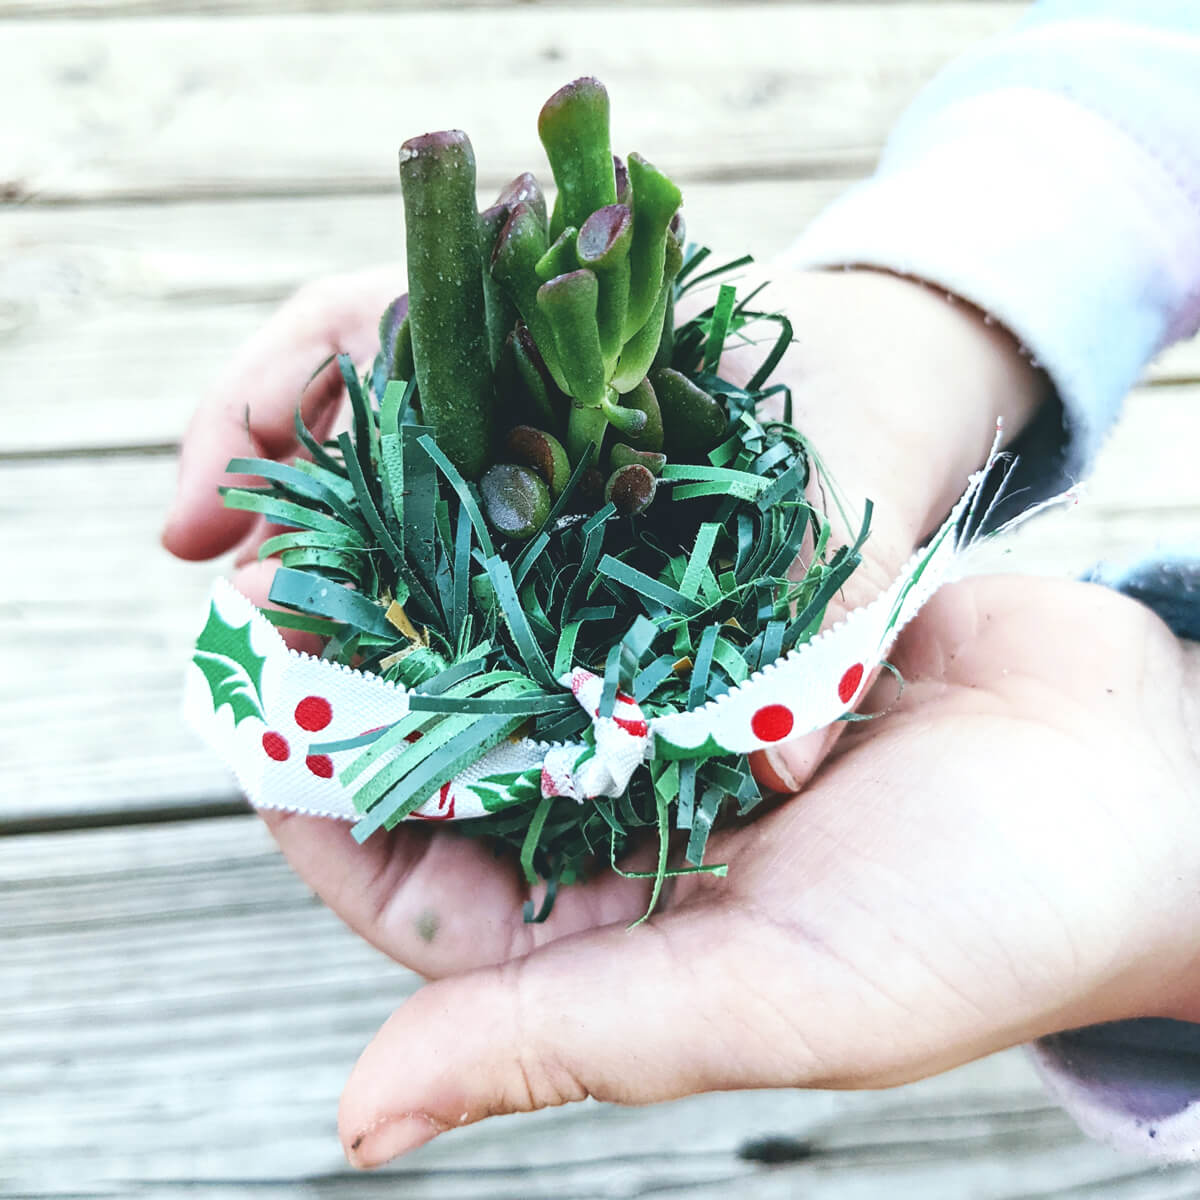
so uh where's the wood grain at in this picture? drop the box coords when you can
[4,182,1197,455]
[2,383,1196,827]
[1,5,1019,202]
[4,815,1189,1199]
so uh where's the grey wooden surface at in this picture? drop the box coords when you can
[2,2,1198,1196]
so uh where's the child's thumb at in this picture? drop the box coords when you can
[338,913,756,1168]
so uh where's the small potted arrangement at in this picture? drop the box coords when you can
[187,78,999,921]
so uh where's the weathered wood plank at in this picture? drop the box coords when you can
[0,182,847,454]
[1,383,1196,827]
[1,815,1183,1198]
[1,6,1019,202]
[3,184,1198,455]
[0,454,240,821]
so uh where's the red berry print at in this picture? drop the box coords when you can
[262,731,290,761]
[294,695,332,732]
[837,663,864,704]
[411,781,455,821]
[750,704,794,742]
[613,715,649,738]
[305,754,334,779]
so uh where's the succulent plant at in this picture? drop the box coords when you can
[379,76,729,539]
[216,75,863,910]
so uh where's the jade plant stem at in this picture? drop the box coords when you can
[399,130,495,480]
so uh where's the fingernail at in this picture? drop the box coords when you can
[347,1113,440,1169]
[764,745,802,792]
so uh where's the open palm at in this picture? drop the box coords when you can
[317,573,1199,1165]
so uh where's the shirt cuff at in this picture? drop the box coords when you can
[1032,1021,1200,1161]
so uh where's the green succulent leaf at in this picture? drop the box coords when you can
[538,77,617,231]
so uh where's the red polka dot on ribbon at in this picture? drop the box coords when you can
[838,663,864,704]
[750,704,794,742]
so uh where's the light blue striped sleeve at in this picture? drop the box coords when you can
[784,0,1200,508]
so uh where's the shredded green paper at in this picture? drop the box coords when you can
[220,265,869,918]
[208,77,879,920]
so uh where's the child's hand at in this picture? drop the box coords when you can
[162,261,1048,761]
[161,264,1076,1167]
[336,574,1200,1166]
[161,259,1056,975]
[162,264,404,562]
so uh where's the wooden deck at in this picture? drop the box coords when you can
[2,3,1198,1195]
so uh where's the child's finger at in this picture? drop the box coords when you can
[751,724,839,794]
[162,265,403,561]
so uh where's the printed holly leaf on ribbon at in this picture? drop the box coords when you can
[192,602,268,727]
[470,768,542,813]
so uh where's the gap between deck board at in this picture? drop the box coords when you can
[0,797,249,838]
[1,156,872,207]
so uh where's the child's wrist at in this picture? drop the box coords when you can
[830,266,1053,533]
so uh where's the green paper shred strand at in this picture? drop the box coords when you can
[703,284,737,373]
[256,609,340,637]
[350,710,526,842]
[452,502,473,636]
[553,620,583,680]
[336,432,407,568]
[269,567,399,638]
[225,457,368,535]
[487,556,559,690]
[596,556,702,617]
[598,642,623,719]
[219,489,361,539]
[417,435,496,560]
[293,396,344,474]
[686,783,724,866]
[629,785,670,928]
[680,522,720,601]
[520,794,555,885]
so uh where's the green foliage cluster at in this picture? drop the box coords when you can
[381,77,737,535]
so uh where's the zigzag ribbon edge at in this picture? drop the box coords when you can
[183,430,1079,824]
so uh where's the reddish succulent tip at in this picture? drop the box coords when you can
[539,76,608,129]
[498,171,542,210]
[400,129,471,156]
[605,464,657,516]
[613,155,629,202]
[578,204,632,263]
